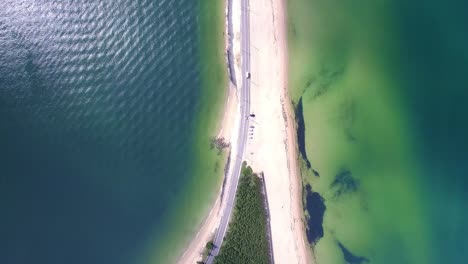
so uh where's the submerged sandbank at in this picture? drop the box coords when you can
[286,0,468,263]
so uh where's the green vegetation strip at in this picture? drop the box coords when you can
[214,163,271,264]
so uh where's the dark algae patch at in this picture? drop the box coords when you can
[339,99,357,142]
[312,169,320,177]
[308,65,345,100]
[304,184,326,244]
[337,242,369,264]
[295,97,311,169]
[214,163,271,264]
[330,169,360,198]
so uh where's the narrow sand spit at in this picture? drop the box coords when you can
[178,0,313,262]
[246,0,314,263]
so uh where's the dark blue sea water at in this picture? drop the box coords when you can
[0,1,203,263]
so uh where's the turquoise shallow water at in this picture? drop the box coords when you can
[0,1,207,263]
[288,0,468,263]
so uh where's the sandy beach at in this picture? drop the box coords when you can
[245,0,313,263]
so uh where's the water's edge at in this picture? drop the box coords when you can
[143,0,229,262]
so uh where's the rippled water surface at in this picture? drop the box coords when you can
[0,1,204,263]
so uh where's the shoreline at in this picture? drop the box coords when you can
[176,0,241,262]
[279,0,315,262]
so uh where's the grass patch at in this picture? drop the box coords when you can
[214,162,271,264]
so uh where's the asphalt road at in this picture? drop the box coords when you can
[205,0,250,262]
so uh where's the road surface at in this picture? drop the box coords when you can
[205,0,250,262]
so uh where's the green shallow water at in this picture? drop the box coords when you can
[288,0,468,263]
